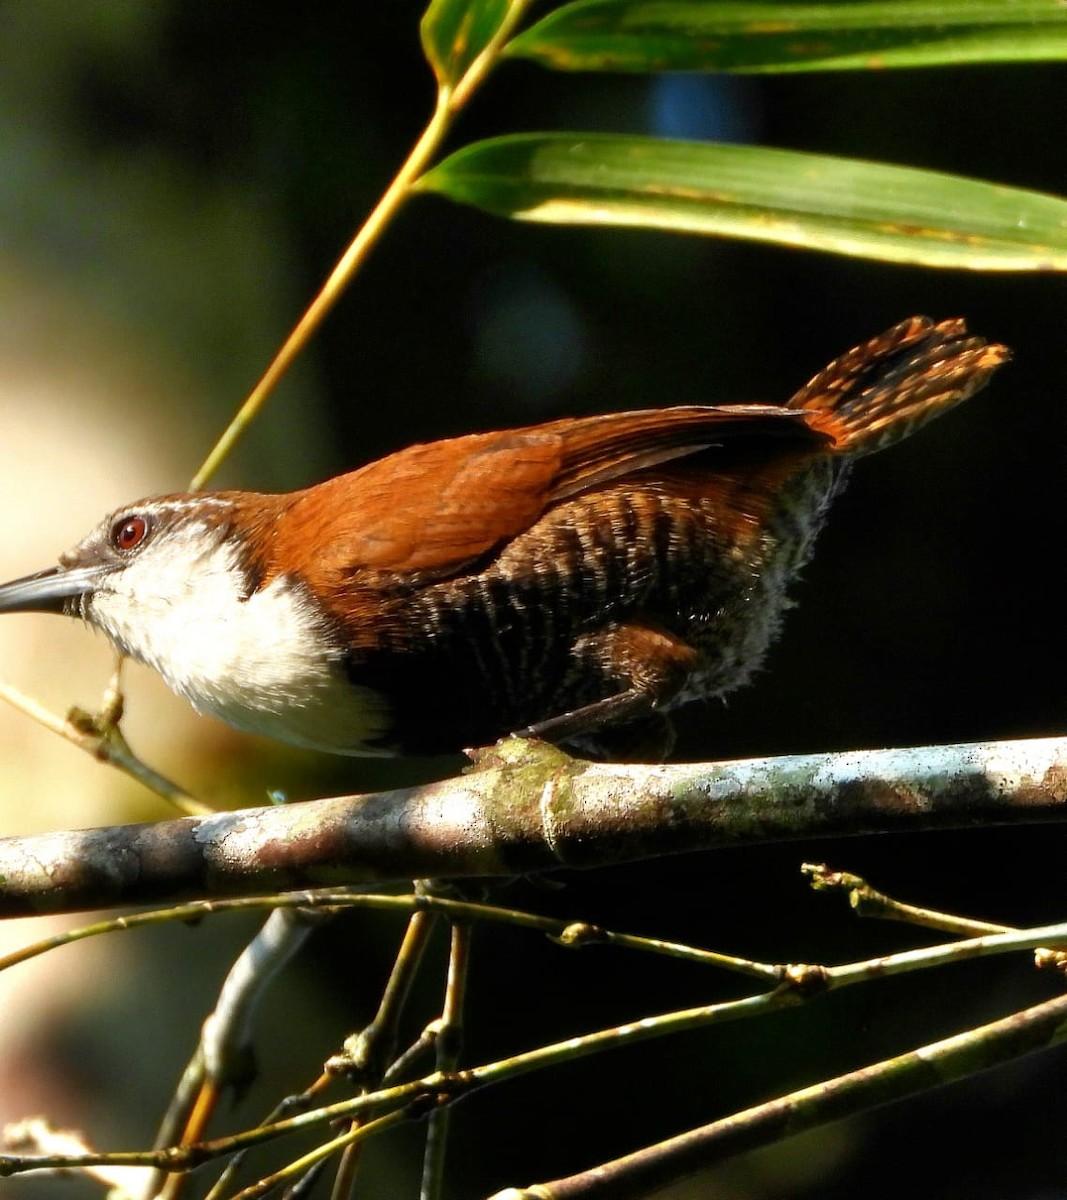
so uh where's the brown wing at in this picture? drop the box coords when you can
[537,404,817,503]
[273,405,821,583]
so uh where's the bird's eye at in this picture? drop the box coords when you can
[111,515,149,552]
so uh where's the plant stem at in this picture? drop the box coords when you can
[189,0,533,490]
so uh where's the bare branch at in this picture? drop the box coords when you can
[2,735,1066,918]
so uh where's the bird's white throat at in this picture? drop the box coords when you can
[86,525,392,754]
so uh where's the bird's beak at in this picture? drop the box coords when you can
[0,564,111,615]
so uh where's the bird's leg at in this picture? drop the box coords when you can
[518,621,697,754]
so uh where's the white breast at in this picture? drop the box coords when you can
[86,529,393,755]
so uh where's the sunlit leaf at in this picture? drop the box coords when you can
[507,0,1067,73]
[417,133,1067,269]
[421,0,513,86]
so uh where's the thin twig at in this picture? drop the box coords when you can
[154,907,330,1200]
[0,677,211,817]
[0,888,780,979]
[330,897,439,1199]
[486,988,1067,1199]
[11,910,1067,1182]
[421,918,473,1200]
[805,862,1067,971]
[232,1108,412,1200]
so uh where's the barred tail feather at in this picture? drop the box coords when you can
[789,316,1011,457]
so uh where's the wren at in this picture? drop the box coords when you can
[0,317,1008,759]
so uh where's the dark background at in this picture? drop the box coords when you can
[2,3,1067,1198]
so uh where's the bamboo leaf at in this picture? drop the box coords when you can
[421,0,513,86]
[507,0,1067,73]
[417,133,1067,269]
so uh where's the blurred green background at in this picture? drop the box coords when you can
[1,3,1067,1198]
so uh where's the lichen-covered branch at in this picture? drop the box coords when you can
[2,734,1066,918]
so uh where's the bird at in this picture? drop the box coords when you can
[0,316,1009,760]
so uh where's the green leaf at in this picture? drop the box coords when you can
[421,0,513,86]
[416,133,1067,269]
[507,0,1067,73]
